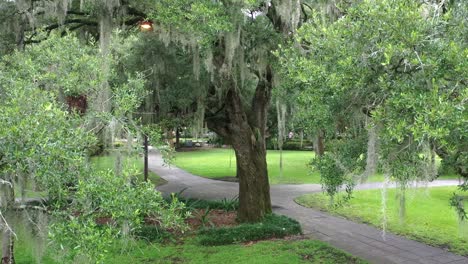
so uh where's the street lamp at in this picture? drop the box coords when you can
[139,20,153,31]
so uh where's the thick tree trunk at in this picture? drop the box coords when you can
[232,135,272,222]
[206,71,273,222]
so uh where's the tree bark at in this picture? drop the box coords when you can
[1,228,14,264]
[1,180,15,264]
[206,70,273,223]
[314,130,325,157]
[175,128,181,148]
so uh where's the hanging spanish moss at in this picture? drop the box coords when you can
[192,40,201,80]
[363,123,378,182]
[381,170,390,240]
[204,48,215,82]
[224,27,241,73]
[194,98,206,140]
[276,99,287,179]
[273,0,302,33]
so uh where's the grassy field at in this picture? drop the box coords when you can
[173,149,319,184]
[296,186,468,256]
[173,148,459,184]
[91,154,167,186]
[15,238,366,264]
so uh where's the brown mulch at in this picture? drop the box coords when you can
[185,209,238,230]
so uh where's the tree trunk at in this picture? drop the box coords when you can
[314,130,325,157]
[1,180,15,264]
[175,128,181,148]
[1,228,14,264]
[300,130,304,149]
[206,71,273,223]
[233,136,272,222]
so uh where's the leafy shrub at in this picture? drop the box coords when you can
[267,138,313,150]
[283,140,313,150]
[197,214,302,246]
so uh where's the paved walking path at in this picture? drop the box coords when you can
[149,151,468,264]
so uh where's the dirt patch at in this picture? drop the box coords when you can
[186,209,238,230]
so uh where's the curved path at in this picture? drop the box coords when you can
[150,151,468,264]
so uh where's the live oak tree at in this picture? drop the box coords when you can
[140,0,310,222]
[279,0,467,220]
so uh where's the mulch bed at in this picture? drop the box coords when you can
[185,209,238,230]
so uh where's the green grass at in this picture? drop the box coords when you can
[15,238,366,264]
[173,149,318,184]
[296,186,468,256]
[174,149,382,184]
[90,154,167,186]
[173,149,460,184]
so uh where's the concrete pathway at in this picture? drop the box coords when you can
[150,151,468,264]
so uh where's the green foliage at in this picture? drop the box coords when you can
[112,72,147,117]
[149,0,232,41]
[90,154,167,186]
[49,169,189,263]
[197,214,302,246]
[280,0,467,205]
[280,140,313,151]
[3,33,103,97]
[0,41,95,201]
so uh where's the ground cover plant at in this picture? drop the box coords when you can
[296,186,468,255]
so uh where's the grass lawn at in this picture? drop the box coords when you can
[15,238,366,264]
[173,148,459,184]
[174,149,318,184]
[90,154,167,186]
[296,186,468,256]
[173,149,388,184]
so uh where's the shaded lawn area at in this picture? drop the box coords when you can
[173,149,459,184]
[173,149,379,184]
[296,186,468,256]
[173,149,319,184]
[90,154,167,186]
[15,238,366,264]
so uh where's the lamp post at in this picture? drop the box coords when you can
[139,20,153,32]
[138,20,154,182]
[144,134,148,182]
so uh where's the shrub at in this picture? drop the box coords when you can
[197,214,302,246]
